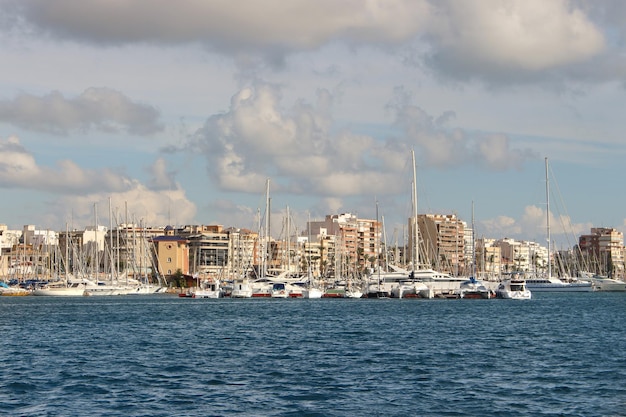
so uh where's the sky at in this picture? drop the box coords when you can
[0,0,625,249]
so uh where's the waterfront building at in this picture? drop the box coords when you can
[225,227,258,279]
[0,225,23,277]
[578,227,625,278]
[152,226,190,277]
[494,238,549,275]
[105,223,164,280]
[415,214,466,275]
[178,224,230,278]
[308,213,380,277]
[475,238,502,280]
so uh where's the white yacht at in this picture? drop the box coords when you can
[524,276,593,292]
[270,282,289,298]
[231,278,253,298]
[586,275,626,292]
[458,277,495,299]
[496,278,532,300]
[31,280,88,297]
[193,279,222,298]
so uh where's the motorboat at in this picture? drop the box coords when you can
[270,282,289,298]
[458,277,495,299]
[496,279,532,300]
[231,278,253,298]
[193,279,222,298]
[524,276,593,292]
[0,282,31,296]
[586,275,626,292]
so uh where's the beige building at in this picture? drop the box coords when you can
[152,226,190,277]
[414,214,466,275]
[308,213,381,276]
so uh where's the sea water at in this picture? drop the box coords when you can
[0,293,624,416]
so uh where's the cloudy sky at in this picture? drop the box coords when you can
[1,0,625,247]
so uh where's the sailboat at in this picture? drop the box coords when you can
[524,158,593,293]
[302,213,323,299]
[458,202,496,299]
[32,225,88,297]
[381,149,459,298]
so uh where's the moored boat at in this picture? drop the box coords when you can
[458,277,496,299]
[31,280,88,297]
[496,279,532,300]
[524,276,593,292]
[587,275,626,292]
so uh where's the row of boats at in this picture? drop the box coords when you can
[177,267,625,301]
[0,277,166,297]
[3,266,623,299]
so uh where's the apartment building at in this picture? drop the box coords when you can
[416,214,466,274]
[308,213,380,275]
[578,227,624,277]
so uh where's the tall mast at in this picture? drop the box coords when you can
[94,202,98,282]
[545,157,551,279]
[109,197,114,281]
[412,149,419,270]
[264,178,270,277]
[471,200,476,279]
[286,205,290,274]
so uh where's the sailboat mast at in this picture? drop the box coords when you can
[545,157,551,279]
[471,201,476,279]
[264,178,270,277]
[411,149,419,270]
[94,203,98,282]
[286,205,290,274]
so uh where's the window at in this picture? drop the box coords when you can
[167,257,172,263]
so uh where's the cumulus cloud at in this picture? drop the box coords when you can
[480,204,593,247]
[387,87,536,169]
[183,81,540,229]
[424,0,606,83]
[0,136,196,228]
[1,0,430,54]
[190,83,397,196]
[0,135,126,192]
[0,87,162,135]
[147,157,178,190]
[58,185,196,229]
[2,0,614,85]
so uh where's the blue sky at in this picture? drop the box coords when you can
[0,0,625,248]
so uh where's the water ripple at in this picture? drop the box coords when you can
[1,294,625,416]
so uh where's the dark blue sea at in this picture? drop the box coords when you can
[1,293,625,417]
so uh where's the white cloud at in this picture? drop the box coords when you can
[425,0,606,81]
[148,157,177,190]
[3,0,430,53]
[58,185,196,229]
[0,87,162,135]
[2,0,618,86]
[0,136,196,228]
[388,87,536,169]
